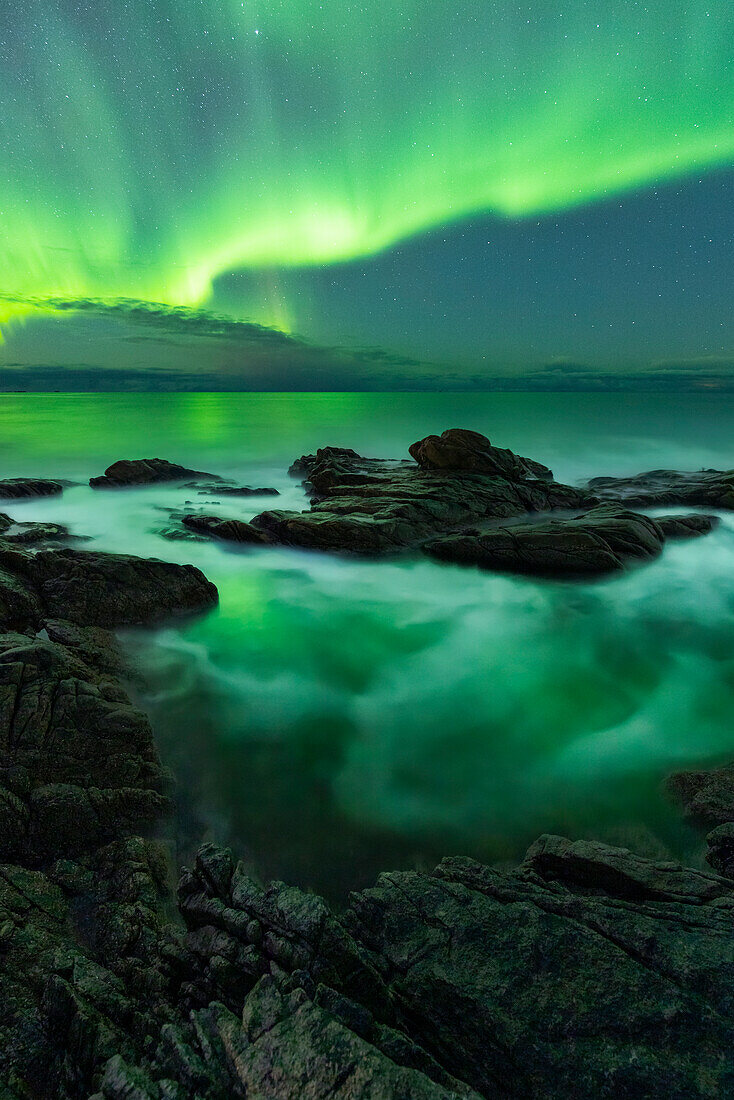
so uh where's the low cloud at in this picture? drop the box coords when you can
[1,294,733,391]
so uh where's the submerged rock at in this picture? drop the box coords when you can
[0,512,73,545]
[181,514,273,544]
[90,458,222,489]
[188,482,280,497]
[424,505,704,578]
[588,468,734,509]
[0,477,64,499]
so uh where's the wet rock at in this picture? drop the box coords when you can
[656,512,719,538]
[0,478,64,499]
[30,548,218,627]
[90,459,222,489]
[189,483,280,497]
[588,468,734,510]
[343,839,734,1099]
[424,505,667,577]
[181,514,273,545]
[0,514,74,545]
[667,763,734,828]
[243,435,595,555]
[0,565,43,632]
[409,427,553,480]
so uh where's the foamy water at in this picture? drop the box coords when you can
[4,392,734,898]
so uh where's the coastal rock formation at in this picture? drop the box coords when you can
[588,468,734,509]
[248,433,595,554]
[0,449,732,1096]
[0,543,217,628]
[90,458,223,489]
[83,834,734,1099]
[0,477,64,499]
[182,433,718,576]
[424,505,713,577]
[409,427,553,480]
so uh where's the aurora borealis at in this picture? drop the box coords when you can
[1,1,733,384]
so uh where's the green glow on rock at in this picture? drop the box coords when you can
[1,1,733,332]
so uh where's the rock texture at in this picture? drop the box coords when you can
[424,505,707,578]
[409,427,553,480]
[90,458,222,489]
[0,543,217,628]
[181,432,718,577]
[182,514,273,544]
[0,477,64,499]
[588,468,734,510]
[0,513,73,545]
[241,434,596,555]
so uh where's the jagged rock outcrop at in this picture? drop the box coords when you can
[0,477,64,499]
[244,433,595,554]
[90,458,222,489]
[588,468,734,510]
[84,834,734,1099]
[182,433,718,576]
[424,505,710,577]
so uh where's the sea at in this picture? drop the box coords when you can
[3,391,734,901]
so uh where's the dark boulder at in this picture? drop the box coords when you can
[90,458,222,489]
[409,427,553,480]
[0,477,64,499]
[424,505,667,577]
[667,763,734,828]
[656,512,719,538]
[30,548,218,627]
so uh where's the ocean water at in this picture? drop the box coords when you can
[3,391,734,900]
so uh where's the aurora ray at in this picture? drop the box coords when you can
[1,0,733,333]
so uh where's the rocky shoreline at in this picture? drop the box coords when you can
[172,428,722,577]
[2,432,734,1097]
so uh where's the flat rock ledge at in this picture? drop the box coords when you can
[177,429,719,577]
[588,468,734,510]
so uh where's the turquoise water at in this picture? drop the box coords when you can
[3,392,734,899]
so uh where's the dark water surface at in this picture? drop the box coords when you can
[3,392,734,900]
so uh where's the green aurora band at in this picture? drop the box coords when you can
[2,0,733,332]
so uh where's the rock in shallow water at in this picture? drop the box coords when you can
[424,504,708,577]
[588,468,734,509]
[0,477,64,499]
[247,433,595,554]
[90,457,222,489]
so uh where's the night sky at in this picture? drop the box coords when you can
[1,1,733,389]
